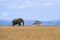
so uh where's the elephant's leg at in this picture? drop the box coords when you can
[23,22,24,26]
[13,23,15,26]
[18,23,21,26]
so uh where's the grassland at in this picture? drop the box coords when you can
[0,26,60,40]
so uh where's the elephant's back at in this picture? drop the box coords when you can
[12,19,18,23]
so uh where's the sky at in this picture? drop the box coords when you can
[0,0,60,21]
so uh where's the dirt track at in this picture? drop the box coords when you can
[0,26,60,40]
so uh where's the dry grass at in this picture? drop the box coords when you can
[0,26,60,40]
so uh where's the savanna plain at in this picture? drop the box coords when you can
[0,26,60,40]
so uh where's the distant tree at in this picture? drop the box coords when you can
[32,20,41,26]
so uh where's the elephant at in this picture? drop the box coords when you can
[12,18,24,26]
